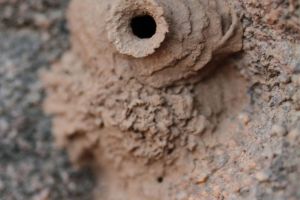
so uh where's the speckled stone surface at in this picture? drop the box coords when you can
[0,1,95,199]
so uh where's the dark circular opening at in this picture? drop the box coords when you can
[157,177,164,183]
[130,15,157,39]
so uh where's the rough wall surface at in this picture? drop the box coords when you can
[0,0,95,199]
[43,0,300,200]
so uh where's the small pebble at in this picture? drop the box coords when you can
[271,124,287,137]
[195,171,210,184]
[287,128,300,142]
[255,171,270,182]
[238,113,251,125]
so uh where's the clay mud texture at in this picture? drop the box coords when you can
[43,0,300,200]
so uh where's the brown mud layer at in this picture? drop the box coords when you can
[43,0,300,199]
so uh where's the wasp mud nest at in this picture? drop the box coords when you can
[43,0,243,199]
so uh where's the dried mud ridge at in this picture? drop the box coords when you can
[43,0,300,200]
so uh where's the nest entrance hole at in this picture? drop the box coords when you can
[130,15,157,39]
